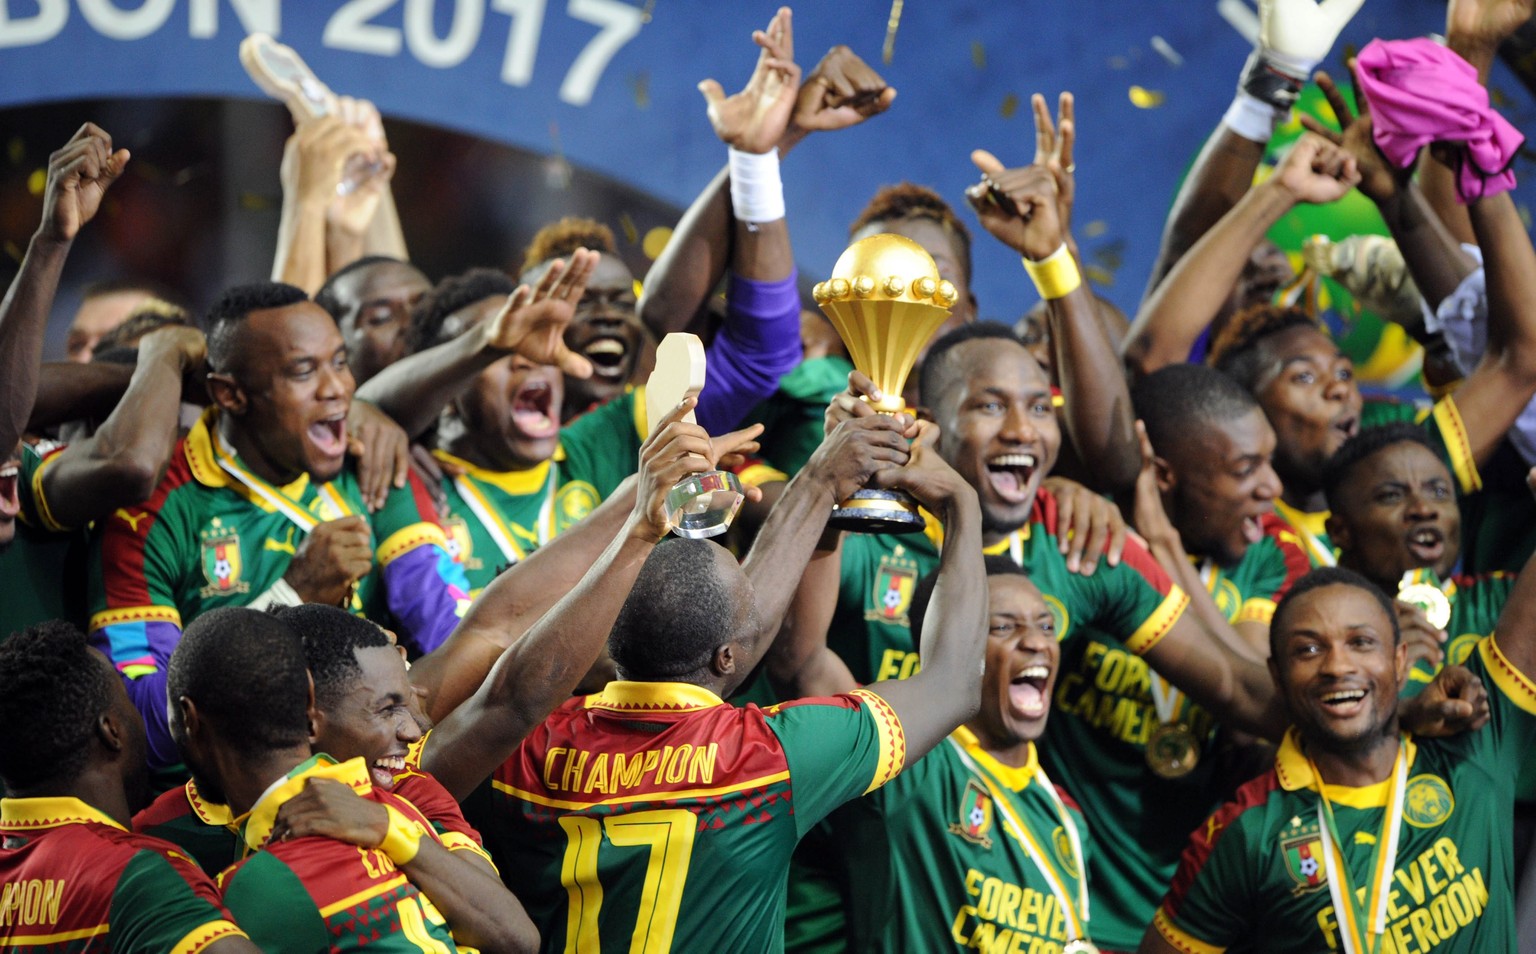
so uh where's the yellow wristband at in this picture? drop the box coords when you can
[1022,244,1082,300]
[380,806,423,865]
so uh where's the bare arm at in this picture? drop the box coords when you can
[273,117,376,295]
[764,533,860,699]
[29,362,134,430]
[355,253,597,439]
[1123,134,1361,378]
[0,124,126,455]
[1492,507,1536,678]
[42,327,205,529]
[861,425,989,762]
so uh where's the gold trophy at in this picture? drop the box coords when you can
[813,234,956,533]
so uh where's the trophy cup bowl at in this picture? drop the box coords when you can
[813,234,957,534]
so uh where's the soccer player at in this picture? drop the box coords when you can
[1143,562,1536,952]
[780,555,1094,951]
[1322,423,1515,689]
[0,621,258,953]
[313,255,432,385]
[474,406,983,953]
[168,606,535,953]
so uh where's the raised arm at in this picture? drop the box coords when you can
[40,326,206,529]
[421,399,729,798]
[1123,133,1360,378]
[861,424,989,762]
[355,252,596,439]
[271,116,382,296]
[0,124,127,455]
[28,361,135,430]
[1142,0,1365,295]
[968,96,1139,494]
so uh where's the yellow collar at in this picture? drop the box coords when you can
[185,407,312,500]
[433,451,552,496]
[1274,727,1418,808]
[1274,497,1330,537]
[584,680,725,713]
[923,510,1030,554]
[952,725,1038,791]
[0,796,125,832]
[239,755,373,850]
[185,779,234,827]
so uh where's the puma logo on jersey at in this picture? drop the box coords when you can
[115,509,149,532]
[265,527,298,555]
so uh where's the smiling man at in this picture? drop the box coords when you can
[1144,563,1536,953]
[87,281,474,773]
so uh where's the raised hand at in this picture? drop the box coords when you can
[1273,131,1362,205]
[481,249,597,378]
[630,398,762,542]
[284,515,374,605]
[698,6,802,154]
[1259,0,1367,67]
[965,157,1065,261]
[824,370,916,436]
[1299,68,1405,204]
[284,116,383,212]
[1448,0,1535,58]
[872,420,972,517]
[1130,419,1180,553]
[37,124,129,245]
[790,44,896,134]
[1395,599,1449,671]
[804,414,911,504]
[347,400,411,511]
[1031,92,1076,233]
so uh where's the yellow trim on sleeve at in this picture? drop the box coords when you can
[440,831,496,869]
[849,688,907,794]
[1125,586,1190,656]
[89,605,182,631]
[169,920,248,954]
[1481,635,1536,716]
[1153,908,1227,954]
[737,463,787,488]
[1430,398,1481,494]
[377,522,451,566]
[29,446,69,532]
[1235,597,1277,626]
[317,874,411,919]
[1,925,110,945]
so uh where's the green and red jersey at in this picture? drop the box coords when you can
[0,795,246,952]
[0,442,87,639]
[217,754,461,953]
[86,409,471,769]
[832,728,1091,952]
[482,680,907,954]
[1153,636,1536,953]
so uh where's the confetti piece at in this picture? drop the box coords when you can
[632,278,645,299]
[3,240,20,263]
[971,41,986,69]
[8,137,24,165]
[545,122,572,190]
[1490,86,1512,108]
[619,212,639,245]
[26,168,45,196]
[1129,85,1165,108]
[1216,0,1259,45]
[630,71,650,109]
[1000,93,1020,118]
[1083,220,1108,239]
[1150,35,1183,66]
[642,226,673,260]
[1084,265,1114,286]
[239,193,275,211]
[882,0,904,65]
[639,0,656,23]
[1108,55,1129,70]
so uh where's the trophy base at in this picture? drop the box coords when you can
[665,470,745,540]
[828,489,927,535]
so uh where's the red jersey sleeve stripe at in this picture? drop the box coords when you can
[1163,771,1280,918]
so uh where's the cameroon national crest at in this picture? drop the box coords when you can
[949,780,994,848]
[1281,820,1327,895]
[199,519,250,597]
[869,553,918,624]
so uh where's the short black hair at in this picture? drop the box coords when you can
[0,621,115,791]
[314,255,413,320]
[1321,422,1438,513]
[1269,566,1401,659]
[918,321,1028,412]
[1132,363,1262,459]
[270,604,393,712]
[1208,304,1320,393]
[205,281,311,376]
[608,538,740,680]
[409,268,516,354]
[167,607,311,756]
[910,554,1025,640]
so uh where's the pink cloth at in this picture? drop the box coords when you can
[1355,37,1523,202]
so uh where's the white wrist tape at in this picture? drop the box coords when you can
[1223,90,1287,143]
[255,577,304,609]
[728,147,786,224]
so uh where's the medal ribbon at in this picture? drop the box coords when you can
[452,463,557,566]
[1309,736,1408,954]
[948,740,1091,943]
[212,430,349,532]
[1276,500,1336,567]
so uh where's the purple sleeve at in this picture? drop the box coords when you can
[695,270,804,435]
[382,544,469,655]
[123,667,181,771]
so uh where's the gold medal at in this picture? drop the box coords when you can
[1146,723,1199,779]
[1398,579,1451,631]
[1062,940,1101,954]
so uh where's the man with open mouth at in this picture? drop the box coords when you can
[1145,563,1535,953]
[86,280,494,778]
